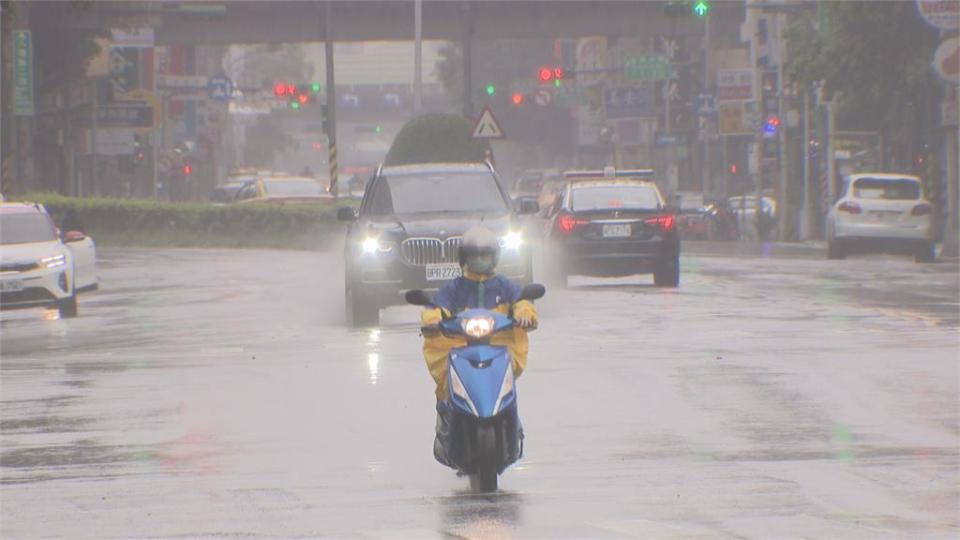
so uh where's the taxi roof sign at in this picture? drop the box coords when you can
[564,168,655,179]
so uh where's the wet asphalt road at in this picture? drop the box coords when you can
[1,244,958,539]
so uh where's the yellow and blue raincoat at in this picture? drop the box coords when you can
[421,270,538,400]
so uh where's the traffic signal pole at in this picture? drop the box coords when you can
[324,1,338,197]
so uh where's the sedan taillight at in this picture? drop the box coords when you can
[556,213,588,234]
[838,201,862,214]
[644,214,676,232]
[911,203,933,216]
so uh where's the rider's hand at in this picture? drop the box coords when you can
[515,315,537,330]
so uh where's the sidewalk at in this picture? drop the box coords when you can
[684,239,960,265]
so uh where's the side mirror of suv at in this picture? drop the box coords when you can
[337,207,358,222]
[515,197,540,215]
[64,231,86,243]
[405,289,431,306]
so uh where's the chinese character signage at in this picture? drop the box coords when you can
[13,30,34,116]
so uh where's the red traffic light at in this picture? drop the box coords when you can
[297,93,309,105]
[538,65,565,84]
[729,163,738,174]
[182,164,193,176]
[511,92,525,106]
[538,66,554,83]
[274,82,288,97]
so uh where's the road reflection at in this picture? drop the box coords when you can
[438,491,524,538]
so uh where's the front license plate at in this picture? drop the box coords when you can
[426,263,462,281]
[0,279,24,293]
[602,224,632,238]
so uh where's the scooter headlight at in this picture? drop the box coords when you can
[461,316,495,339]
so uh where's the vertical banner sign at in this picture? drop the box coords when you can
[13,30,34,116]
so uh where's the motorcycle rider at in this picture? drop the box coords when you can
[420,225,538,466]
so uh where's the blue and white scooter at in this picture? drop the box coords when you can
[406,283,545,492]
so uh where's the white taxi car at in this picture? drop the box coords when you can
[826,173,935,262]
[0,203,97,317]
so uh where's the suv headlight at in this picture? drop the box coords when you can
[40,254,66,268]
[361,237,394,254]
[500,231,524,251]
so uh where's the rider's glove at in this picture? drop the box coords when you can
[512,300,539,330]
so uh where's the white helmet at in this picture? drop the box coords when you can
[458,225,500,271]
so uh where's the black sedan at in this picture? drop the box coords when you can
[544,174,680,287]
[337,162,538,327]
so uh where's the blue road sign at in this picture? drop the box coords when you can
[207,75,233,101]
[604,86,654,119]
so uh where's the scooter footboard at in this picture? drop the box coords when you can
[448,403,523,475]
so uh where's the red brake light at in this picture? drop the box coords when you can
[911,203,933,216]
[838,201,862,214]
[644,214,675,232]
[557,213,588,234]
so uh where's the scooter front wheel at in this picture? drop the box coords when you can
[470,465,498,492]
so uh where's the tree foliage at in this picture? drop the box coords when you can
[786,2,940,159]
[384,114,488,165]
[26,1,107,87]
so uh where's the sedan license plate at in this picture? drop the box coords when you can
[0,279,24,293]
[426,263,462,281]
[602,224,632,238]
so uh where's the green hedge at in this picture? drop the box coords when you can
[19,193,347,250]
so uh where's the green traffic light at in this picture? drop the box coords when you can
[311,82,322,93]
[290,101,300,110]
[693,0,709,17]
[485,84,496,96]
[375,126,383,133]
[554,79,561,88]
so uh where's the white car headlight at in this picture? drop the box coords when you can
[462,316,495,339]
[40,254,66,269]
[500,231,524,251]
[361,237,393,254]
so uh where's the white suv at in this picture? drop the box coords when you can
[1,203,97,317]
[826,173,935,262]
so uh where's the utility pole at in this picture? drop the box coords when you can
[461,3,473,118]
[324,1,338,197]
[774,14,789,240]
[702,12,712,196]
[413,0,423,114]
[825,99,836,206]
[801,90,811,239]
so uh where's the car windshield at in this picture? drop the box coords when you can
[262,180,325,196]
[853,178,921,200]
[367,171,507,215]
[0,213,58,244]
[571,185,661,211]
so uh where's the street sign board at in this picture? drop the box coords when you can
[916,0,960,30]
[158,75,206,91]
[932,37,959,83]
[207,75,234,101]
[697,93,716,117]
[576,37,608,85]
[655,134,679,147]
[717,69,754,102]
[110,27,155,47]
[472,106,504,139]
[718,102,751,135]
[604,86,653,119]
[12,30,34,116]
[76,104,154,129]
[109,47,141,97]
[625,55,673,81]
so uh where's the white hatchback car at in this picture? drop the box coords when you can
[0,203,97,317]
[826,173,935,262]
